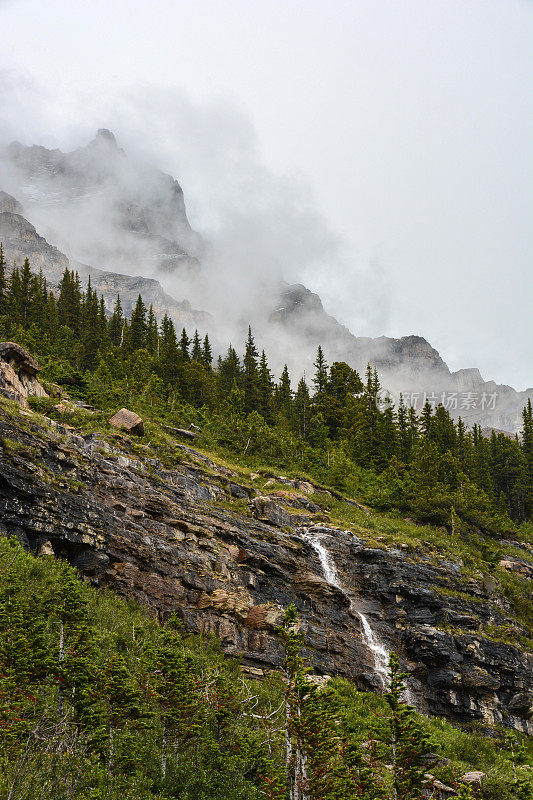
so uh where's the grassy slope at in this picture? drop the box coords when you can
[11,394,533,644]
[1,396,532,798]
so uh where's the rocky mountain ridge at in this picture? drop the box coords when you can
[4,129,200,271]
[273,283,532,432]
[0,398,531,735]
[1,131,531,432]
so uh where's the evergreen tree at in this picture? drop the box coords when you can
[356,365,381,466]
[457,417,467,468]
[243,326,259,414]
[202,334,213,370]
[397,395,410,463]
[218,345,241,394]
[258,350,274,421]
[521,399,533,517]
[146,305,159,355]
[109,295,124,347]
[179,328,190,361]
[313,345,328,396]
[381,653,433,800]
[433,404,457,454]
[129,294,147,352]
[9,258,40,326]
[79,276,101,370]
[294,378,310,439]
[101,655,148,774]
[159,314,180,384]
[191,330,202,362]
[57,268,82,334]
[420,400,433,438]
[278,364,292,417]
[145,616,202,779]
[377,394,397,466]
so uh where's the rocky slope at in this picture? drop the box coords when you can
[0,399,531,735]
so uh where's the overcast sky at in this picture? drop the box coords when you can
[1,0,532,389]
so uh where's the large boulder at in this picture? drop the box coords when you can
[0,342,48,408]
[252,496,290,528]
[108,408,144,435]
[459,771,486,787]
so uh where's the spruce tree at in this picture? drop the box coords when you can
[420,401,433,438]
[145,615,202,779]
[278,364,292,416]
[382,653,433,800]
[294,378,310,439]
[243,326,259,414]
[146,305,159,355]
[202,334,213,370]
[79,276,101,370]
[397,394,410,463]
[377,395,397,466]
[159,314,179,384]
[258,350,274,421]
[356,365,381,466]
[109,295,124,347]
[313,345,328,395]
[521,400,533,517]
[57,268,82,334]
[457,416,467,467]
[101,655,148,774]
[179,327,190,361]
[9,258,40,326]
[218,345,242,393]
[129,294,148,352]
[191,329,202,362]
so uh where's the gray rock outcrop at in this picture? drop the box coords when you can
[0,405,530,735]
[0,342,48,408]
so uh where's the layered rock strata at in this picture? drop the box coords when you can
[0,405,531,734]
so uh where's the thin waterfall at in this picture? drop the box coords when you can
[300,528,411,697]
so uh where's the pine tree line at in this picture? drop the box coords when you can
[1,253,531,527]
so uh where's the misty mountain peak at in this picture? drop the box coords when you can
[85,128,122,159]
[95,128,117,145]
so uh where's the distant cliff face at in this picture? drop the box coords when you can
[0,204,70,282]
[3,130,200,278]
[272,284,532,433]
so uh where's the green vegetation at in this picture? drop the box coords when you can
[1,252,532,541]
[0,539,531,800]
[1,253,533,797]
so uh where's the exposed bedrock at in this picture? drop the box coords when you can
[0,409,531,734]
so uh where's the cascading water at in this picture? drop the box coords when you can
[355,608,390,688]
[300,528,409,696]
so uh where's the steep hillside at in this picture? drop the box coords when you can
[1,397,531,737]
[2,531,531,800]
